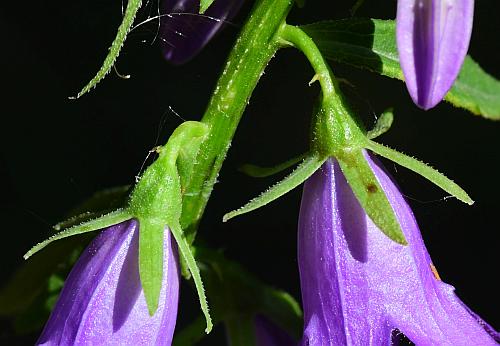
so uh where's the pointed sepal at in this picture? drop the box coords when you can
[224,154,326,222]
[200,0,216,14]
[366,140,473,205]
[367,108,394,139]
[338,150,407,245]
[73,0,143,98]
[238,153,307,178]
[169,223,212,333]
[138,218,164,316]
[24,209,132,260]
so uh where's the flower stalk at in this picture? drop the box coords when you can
[180,0,294,241]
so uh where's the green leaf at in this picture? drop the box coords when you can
[338,151,407,245]
[301,18,500,120]
[447,57,500,118]
[366,140,473,205]
[24,209,132,260]
[238,153,307,178]
[138,218,164,316]
[199,0,215,14]
[223,154,326,222]
[73,0,143,98]
[367,108,394,139]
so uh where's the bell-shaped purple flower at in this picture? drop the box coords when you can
[37,220,180,345]
[160,0,244,64]
[396,0,474,109]
[298,154,499,345]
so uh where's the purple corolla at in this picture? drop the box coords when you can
[160,0,244,64]
[37,220,180,345]
[298,154,498,345]
[396,0,474,109]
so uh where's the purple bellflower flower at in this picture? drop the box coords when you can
[37,219,180,345]
[396,0,474,109]
[298,153,499,345]
[160,0,244,64]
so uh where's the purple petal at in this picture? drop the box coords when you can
[396,0,474,109]
[298,154,497,345]
[160,0,244,64]
[254,315,296,346]
[37,220,180,345]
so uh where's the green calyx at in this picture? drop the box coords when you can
[128,121,213,331]
[224,24,473,246]
[25,121,214,333]
[311,94,365,158]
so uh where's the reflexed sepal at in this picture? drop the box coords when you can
[338,150,407,245]
[73,0,143,98]
[224,154,326,222]
[366,140,473,205]
[239,153,307,178]
[170,223,212,333]
[23,209,132,260]
[367,108,394,139]
[200,0,216,14]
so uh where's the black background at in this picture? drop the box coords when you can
[0,0,499,344]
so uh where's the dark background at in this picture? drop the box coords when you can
[0,0,498,344]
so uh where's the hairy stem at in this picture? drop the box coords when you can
[180,0,294,241]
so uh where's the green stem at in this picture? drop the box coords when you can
[180,0,293,240]
[277,24,366,155]
[278,24,337,101]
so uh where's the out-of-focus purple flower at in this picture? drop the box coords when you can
[37,220,180,345]
[254,315,296,346]
[396,0,474,109]
[160,0,244,64]
[298,154,499,345]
